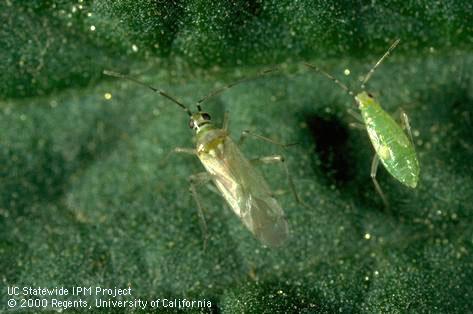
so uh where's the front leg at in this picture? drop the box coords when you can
[349,122,366,130]
[173,147,197,155]
[188,172,213,250]
[159,146,196,168]
[347,108,364,123]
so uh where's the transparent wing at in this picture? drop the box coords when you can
[198,136,288,247]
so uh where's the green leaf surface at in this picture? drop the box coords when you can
[1,1,473,313]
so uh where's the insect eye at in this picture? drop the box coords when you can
[189,119,195,129]
[202,113,211,120]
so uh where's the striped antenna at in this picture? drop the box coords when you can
[304,62,355,97]
[361,39,400,89]
[196,68,279,111]
[103,70,192,116]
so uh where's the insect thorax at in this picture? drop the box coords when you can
[196,128,226,156]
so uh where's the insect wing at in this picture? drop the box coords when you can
[199,137,289,247]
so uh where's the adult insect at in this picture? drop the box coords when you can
[305,39,420,206]
[103,69,299,247]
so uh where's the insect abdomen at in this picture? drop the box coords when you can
[197,132,288,247]
[361,103,420,188]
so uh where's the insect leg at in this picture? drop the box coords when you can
[222,111,230,132]
[347,108,363,122]
[189,172,213,250]
[349,122,366,130]
[159,147,196,168]
[370,154,389,208]
[250,155,308,209]
[399,108,415,144]
[346,109,366,130]
[173,147,197,155]
[238,130,297,148]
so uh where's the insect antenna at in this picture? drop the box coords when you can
[360,39,400,89]
[304,62,355,97]
[103,70,192,116]
[195,67,279,111]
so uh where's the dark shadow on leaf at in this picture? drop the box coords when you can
[0,137,68,213]
[305,112,356,185]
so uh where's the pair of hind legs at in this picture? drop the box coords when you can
[172,113,304,248]
[348,108,414,207]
